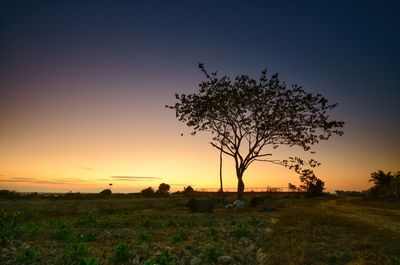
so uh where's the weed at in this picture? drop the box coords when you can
[78,215,96,227]
[141,219,151,228]
[233,223,250,238]
[79,257,99,265]
[16,247,38,264]
[249,215,261,226]
[0,209,20,245]
[209,227,218,241]
[203,246,221,263]
[82,230,97,242]
[186,215,197,227]
[171,229,186,243]
[165,219,177,228]
[138,233,151,244]
[112,243,132,264]
[63,241,87,265]
[145,250,174,265]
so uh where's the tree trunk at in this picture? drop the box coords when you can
[237,173,245,200]
[219,143,225,203]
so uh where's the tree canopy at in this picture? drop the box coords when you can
[167,64,344,198]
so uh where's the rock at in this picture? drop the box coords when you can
[218,255,234,264]
[186,198,214,213]
[190,256,202,265]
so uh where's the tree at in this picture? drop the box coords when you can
[157,183,170,195]
[368,170,400,200]
[288,183,297,192]
[299,169,325,196]
[167,64,344,199]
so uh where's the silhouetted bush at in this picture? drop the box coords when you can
[249,196,264,207]
[99,189,112,196]
[141,187,155,197]
[186,198,214,213]
[183,186,194,193]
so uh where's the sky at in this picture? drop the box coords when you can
[1,0,399,193]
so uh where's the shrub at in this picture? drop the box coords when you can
[141,187,155,197]
[183,186,194,193]
[99,189,112,196]
[145,250,174,265]
[0,210,20,245]
[112,243,131,264]
[203,246,221,263]
[63,242,87,265]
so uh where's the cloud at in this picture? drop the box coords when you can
[81,167,94,170]
[0,177,66,185]
[109,176,162,181]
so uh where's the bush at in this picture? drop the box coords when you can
[100,189,112,196]
[183,186,194,193]
[140,187,155,197]
[0,210,20,245]
[112,243,132,264]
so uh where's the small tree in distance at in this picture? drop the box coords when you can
[167,64,344,199]
[157,183,170,195]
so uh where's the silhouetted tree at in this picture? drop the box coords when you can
[157,183,170,195]
[369,170,393,186]
[141,187,155,197]
[368,170,400,200]
[299,169,325,196]
[167,64,344,199]
[288,183,297,192]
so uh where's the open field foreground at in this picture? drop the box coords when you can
[1,194,400,265]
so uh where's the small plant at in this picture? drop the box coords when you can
[186,215,197,227]
[82,230,97,242]
[141,219,151,228]
[165,219,177,228]
[79,257,99,265]
[171,229,186,243]
[233,223,250,238]
[78,215,96,227]
[209,227,219,241]
[138,233,151,244]
[145,250,174,265]
[203,246,221,263]
[0,210,20,245]
[112,243,131,264]
[229,216,237,226]
[63,241,87,265]
[249,215,261,226]
[16,247,38,263]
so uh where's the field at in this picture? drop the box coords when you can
[1,193,400,265]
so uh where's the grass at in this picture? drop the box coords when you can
[0,193,399,264]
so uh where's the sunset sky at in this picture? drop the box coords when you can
[1,1,399,193]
